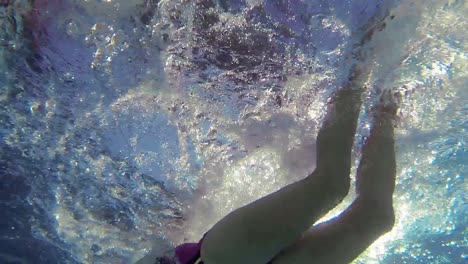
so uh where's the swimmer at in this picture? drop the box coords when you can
[138,15,398,264]
[140,76,398,264]
[197,85,397,264]
[140,76,399,264]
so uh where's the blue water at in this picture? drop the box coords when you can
[0,0,466,263]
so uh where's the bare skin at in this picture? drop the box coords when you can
[200,81,398,264]
[200,20,397,264]
[269,100,397,264]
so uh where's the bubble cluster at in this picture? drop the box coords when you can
[0,0,465,263]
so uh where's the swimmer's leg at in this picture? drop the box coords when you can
[200,75,365,264]
[270,100,397,264]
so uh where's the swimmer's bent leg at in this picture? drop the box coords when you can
[201,85,364,264]
[270,107,396,264]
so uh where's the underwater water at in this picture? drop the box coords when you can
[0,0,466,263]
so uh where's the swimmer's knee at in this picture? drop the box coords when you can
[366,202,395,234]
[359,197,395,233]
[328,175,350,203]
[377,205,395,233]
[308,168,351,203]
[322,167,351,196]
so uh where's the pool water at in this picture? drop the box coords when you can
[0,0,466,263]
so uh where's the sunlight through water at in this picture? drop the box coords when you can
[0,0,466,263]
